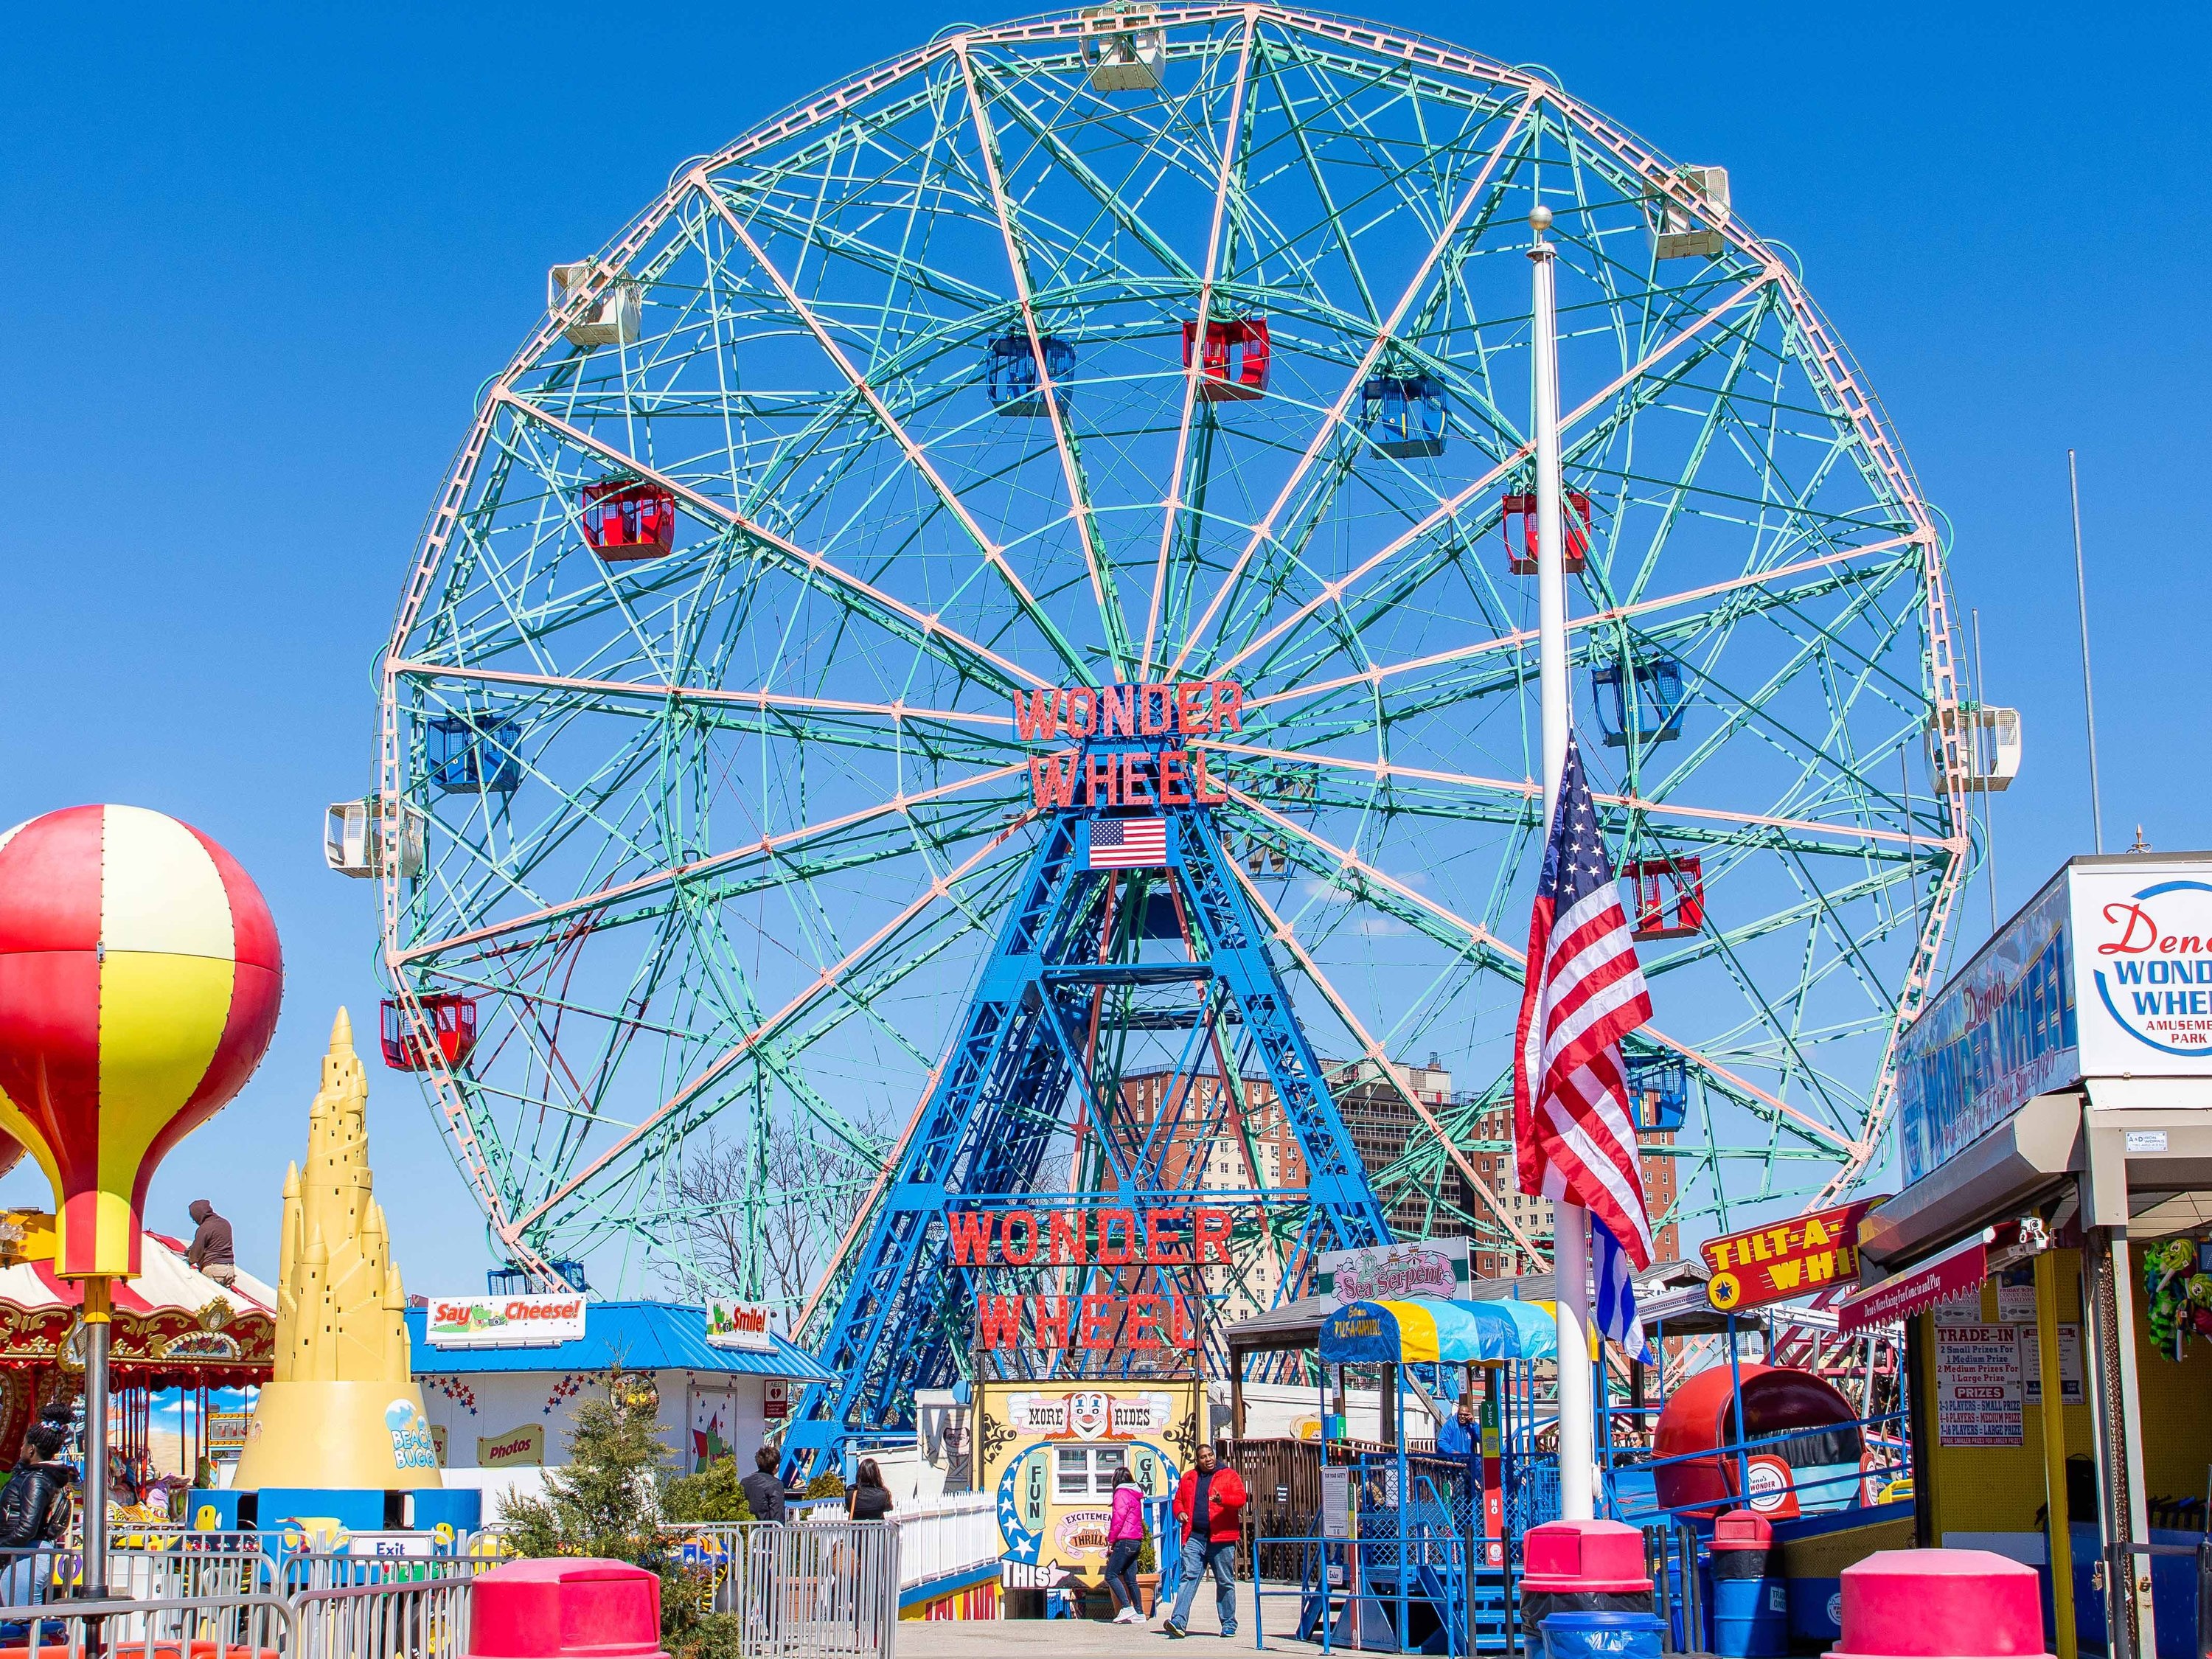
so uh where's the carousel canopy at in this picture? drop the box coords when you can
[0,1218,275,1387]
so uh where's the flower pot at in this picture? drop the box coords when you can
[1137,1572,1161,1616]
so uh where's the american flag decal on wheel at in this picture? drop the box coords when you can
[1088,817,1169,869]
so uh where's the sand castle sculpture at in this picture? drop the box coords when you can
[232,1009,439,1491]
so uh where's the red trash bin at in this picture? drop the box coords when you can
[1826,1549,2052,1659]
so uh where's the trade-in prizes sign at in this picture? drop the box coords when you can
[1703,1197,1884,1315]
[0,805,282,1276]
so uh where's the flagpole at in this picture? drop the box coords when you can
[1530,200,1596,1523]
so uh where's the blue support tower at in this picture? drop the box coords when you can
[785,728,1395,1473]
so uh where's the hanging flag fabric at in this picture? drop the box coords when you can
[1512,733,1658,1268]
[1593,1214,1652,1362]
[1088,816,1169,870]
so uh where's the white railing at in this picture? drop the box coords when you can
[892,1492,996,1592]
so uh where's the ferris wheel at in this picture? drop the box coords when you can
[352,3,1981,1303]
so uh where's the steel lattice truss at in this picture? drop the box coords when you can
[375,4,1972,1301]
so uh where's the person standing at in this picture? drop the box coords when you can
[740,1446,787,1523]
[1162,1442,1246,1639]
[1436,1395,1477,1458]
[0,1419,77,1604]
[184,1201,235,1287]
[845,1457,894,1521]
[1103,1467,1147,1625]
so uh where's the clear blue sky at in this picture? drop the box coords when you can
[1,3,2205,1291]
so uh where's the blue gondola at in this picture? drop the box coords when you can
[1592,655,1688,745]
[1625,1053,1688,1132]
[428,712,523,795]
[1360,373,1447,457]
[984,333,1076,416]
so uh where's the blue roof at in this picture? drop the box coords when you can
[406,1301,836,1382]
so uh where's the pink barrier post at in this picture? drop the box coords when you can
[1827,1550,2053,1659]
[462,1558,669,1659]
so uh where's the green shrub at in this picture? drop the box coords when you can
[662,1455,754,1525]
[804,1470,847,1500]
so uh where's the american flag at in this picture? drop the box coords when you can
[1513,734,1658,1268]
[1088,816,1168,869]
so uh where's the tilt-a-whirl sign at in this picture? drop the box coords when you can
[1017,679,1243,810]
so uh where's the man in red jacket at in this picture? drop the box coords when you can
[1162,1441,1248,1638]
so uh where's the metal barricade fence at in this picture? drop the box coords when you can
[293,1576,473,1659]
[0,1592,293,1657]
[669,1520,899,1658]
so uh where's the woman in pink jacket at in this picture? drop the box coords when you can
[1103,1467,1147,1624]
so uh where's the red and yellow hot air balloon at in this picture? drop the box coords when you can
[0,804,282,1279]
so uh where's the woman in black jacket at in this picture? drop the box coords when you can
[844,1458,894,1522]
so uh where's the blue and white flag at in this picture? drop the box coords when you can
[1593,1214,1652,1363]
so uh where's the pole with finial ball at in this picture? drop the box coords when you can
[0,807,282,1597]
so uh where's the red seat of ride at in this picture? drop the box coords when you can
[463,1557,668,1659]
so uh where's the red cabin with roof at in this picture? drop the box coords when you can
[580,481,678,562]
[1624,856,1705,940]
[1502,490,1592,574]
[1183,319,1270,401]
[380,995,479,1072]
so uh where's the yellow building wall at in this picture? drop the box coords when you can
[1921,1247,2212,1537]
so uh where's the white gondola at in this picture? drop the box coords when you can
[1926,703,2023,793]
[1082,3,1165,92]
[548,261,641,347]
[1649,165,1731,262]
[324,797,427,879]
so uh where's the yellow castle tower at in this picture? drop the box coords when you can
[233,1009,441,1491]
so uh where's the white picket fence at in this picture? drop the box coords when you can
[892,1492,996,1593]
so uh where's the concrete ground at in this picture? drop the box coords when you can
[897,1582,1336,1655]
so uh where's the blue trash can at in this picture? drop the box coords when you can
[1711,1576,1790,1658]
[1541,1610,1668,1659]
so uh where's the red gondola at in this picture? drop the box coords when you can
[1624,856,1705,940]
[1182,319,1270,401]
[380,995,478,1072]
[580,480,678,562]
[1501,491,1592,574]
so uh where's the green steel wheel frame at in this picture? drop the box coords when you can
[371,4,1974,1304]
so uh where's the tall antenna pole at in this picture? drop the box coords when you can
[1530,200,1594,1524]
[2068,451,2104,854]
[1973,610,1998,931]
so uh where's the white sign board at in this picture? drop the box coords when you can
[424,1294,587,1349]
[2070,866,2212,1071]
[1934,1322,2023,1447]
[2015,1323,2085,1406]
[1320,1465,1352,1540]
[704,1299,776,1352]
[1316,1238,1470,1310]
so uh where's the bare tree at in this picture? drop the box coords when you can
[661,1113,891,1317]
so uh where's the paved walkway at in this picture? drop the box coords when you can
[897,1582,1335,1655]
